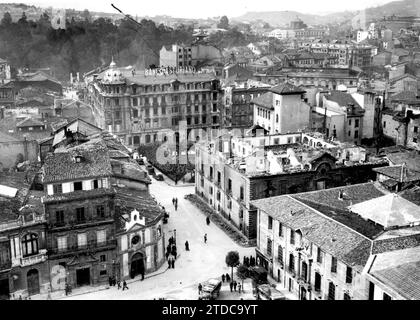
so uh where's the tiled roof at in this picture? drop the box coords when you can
[390,73,417,84]
[114,186,164,226]
[42,145,112,183]
[349,194,420,228]
[251,92,273,109]
[325,91,363,113]
[16,117,45,128]
[373,165,420,183]
[386,151,420,172]
[270,83,306,95]
[252,195,372,271]
[390,90,418,101]
[0,131,19,142]
[0,172,31,223]
[111,159,151,184]
[399,186,420,206]
[369,247,420,300]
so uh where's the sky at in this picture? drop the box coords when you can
[13,0,396,19]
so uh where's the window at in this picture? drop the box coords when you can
[314,272,321,292]
[53,184,62,194]
[414,126,418,133]
[77,233,87,248]
[93,180,99,189]
[354,130,359,139]
[100,255,106,262]
[278,223,283,237]
[74,181,83,191]
[317,247,323,263]
[267,238,272,256]
[328,282,335,300]
[133,109,138,118]
[301,262,308,281]
[209,167,213,180]
[289,254,295,272]
[228,179,232,193]
[344,293,351,300]
[355,119,359,128]
[97,230,106,244]
[240,186,244,201]
[217,172,221,185]
[132,98,138,107]
[290,229,295,245]
[348,119,352,126]
[383,293,392,300]
[268,216,273,229]
[76,207,85,223]
[331,257,337,273]
[346,266,353,284]
[383,121,386,128]
[57,236,67,252]
[278,245,283,265]
[97,205,105,218]
[21,233,39,257]
[56,210,64,224]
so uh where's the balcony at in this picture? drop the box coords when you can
[0,260,12,271]
[49,239,117,257]
[20,249,47,267]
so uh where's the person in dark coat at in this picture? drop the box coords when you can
[226,273,230,282]
[206,216,210,225]
[122,281,129,290]
[185,241,189,251]
[108,277,112,286]
[222,274,225,282]
[117,280,121,290]
[198,283,203,295]
[233,281,237,292]
[204,233,207,243]
[171,257,175,268]
[141,271,144,281]
[229,281,233,292]
[168,257,172,268]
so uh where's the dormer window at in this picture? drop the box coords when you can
[74,155,83,163]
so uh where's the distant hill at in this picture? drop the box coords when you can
[233,0,420,27]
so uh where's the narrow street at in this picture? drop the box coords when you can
[62,174,256,300]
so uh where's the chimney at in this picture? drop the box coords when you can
[338,190,344,200]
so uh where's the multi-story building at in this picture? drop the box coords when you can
[254,68,360,91]
[195,130,388,240]
[86,60,222,147]
[252,182,420,300]
[252,83,310,134]
[222,79,271,129]
[0,171,49,300]
[42,144,118,289]
[159,44,223,68]
[0,58,12,84]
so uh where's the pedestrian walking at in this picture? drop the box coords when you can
[185,241,190,251]
[233,281,237,292]
[117,280,121,290]
[198,283,203,295]
[175,198,178,206]
[206,216,210,225]
[141,271,145,281]
[108,276,112,287]
[168,257,172,269]
[122,280,129,291]
[238,283,242,293]
[226,273,230,282]
[174,202,178,211]
[172,198,175,206]
[171,257,175,269]
[204,233,207,243]
[229,281,233,292]
[222,274,225,283]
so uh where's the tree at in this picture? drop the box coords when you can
[217,16,229,30]
[1,12,12,26]
[18,12,28,25]
[236,264,249,288]
[225,251,240,281]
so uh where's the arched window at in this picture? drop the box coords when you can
[22,233,39,257]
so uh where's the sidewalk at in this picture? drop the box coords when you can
[32,258,178,300]
[267,275,298,300]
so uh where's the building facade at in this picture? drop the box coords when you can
[86,61,222,147]
[195,131,388,240]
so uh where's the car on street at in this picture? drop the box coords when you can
[154,173,164,181]
[256,284,286,300]
[198,279,222,300]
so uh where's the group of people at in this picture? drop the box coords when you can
[167,236,177,269]
[222,274,242,293]
[243,255,257,267]
[108,277,129,291]
[172,197,179,211]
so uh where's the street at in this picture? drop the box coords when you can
[61,174,256,300]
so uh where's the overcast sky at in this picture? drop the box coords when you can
[20,0,396,19]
